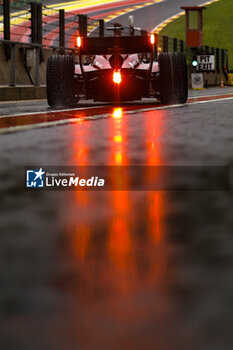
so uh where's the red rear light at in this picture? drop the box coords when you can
[77,36,82,48]
[113,71,122,84]
[150,33,155,45]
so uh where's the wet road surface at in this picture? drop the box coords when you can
[0,89,233,350]
[1,86,232,117]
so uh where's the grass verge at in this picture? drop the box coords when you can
[160,0,233,69]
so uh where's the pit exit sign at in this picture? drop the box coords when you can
[197,55,215,71]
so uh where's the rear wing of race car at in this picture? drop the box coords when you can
[77,34,155,55]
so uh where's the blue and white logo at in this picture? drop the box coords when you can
[26,168,45,188]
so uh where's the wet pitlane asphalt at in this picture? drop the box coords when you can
[0,93,233,350]
[0,86,233,117]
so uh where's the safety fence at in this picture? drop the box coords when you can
[0,0,32,14]
[0,0,145,47]
[0,0,83,48]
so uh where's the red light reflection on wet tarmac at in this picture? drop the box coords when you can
[64,106,168,282]
[145,110,165,245]
[67,118,92,261]
[58,106,172,350]
[108,108,134,290]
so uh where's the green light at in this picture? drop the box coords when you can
[192,57,198,67]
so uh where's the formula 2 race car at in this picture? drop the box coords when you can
[46,29,188,108]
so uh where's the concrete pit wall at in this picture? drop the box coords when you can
[0,43,80,101]
[0,44,56,100]
[0,44,54,84]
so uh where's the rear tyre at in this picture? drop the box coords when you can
[158,52,188,105]
[46,54,77,108]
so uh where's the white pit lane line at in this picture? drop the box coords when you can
[0,96,233,134]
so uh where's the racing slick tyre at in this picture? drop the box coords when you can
[158,52,188,105]
[46,54,77,108]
